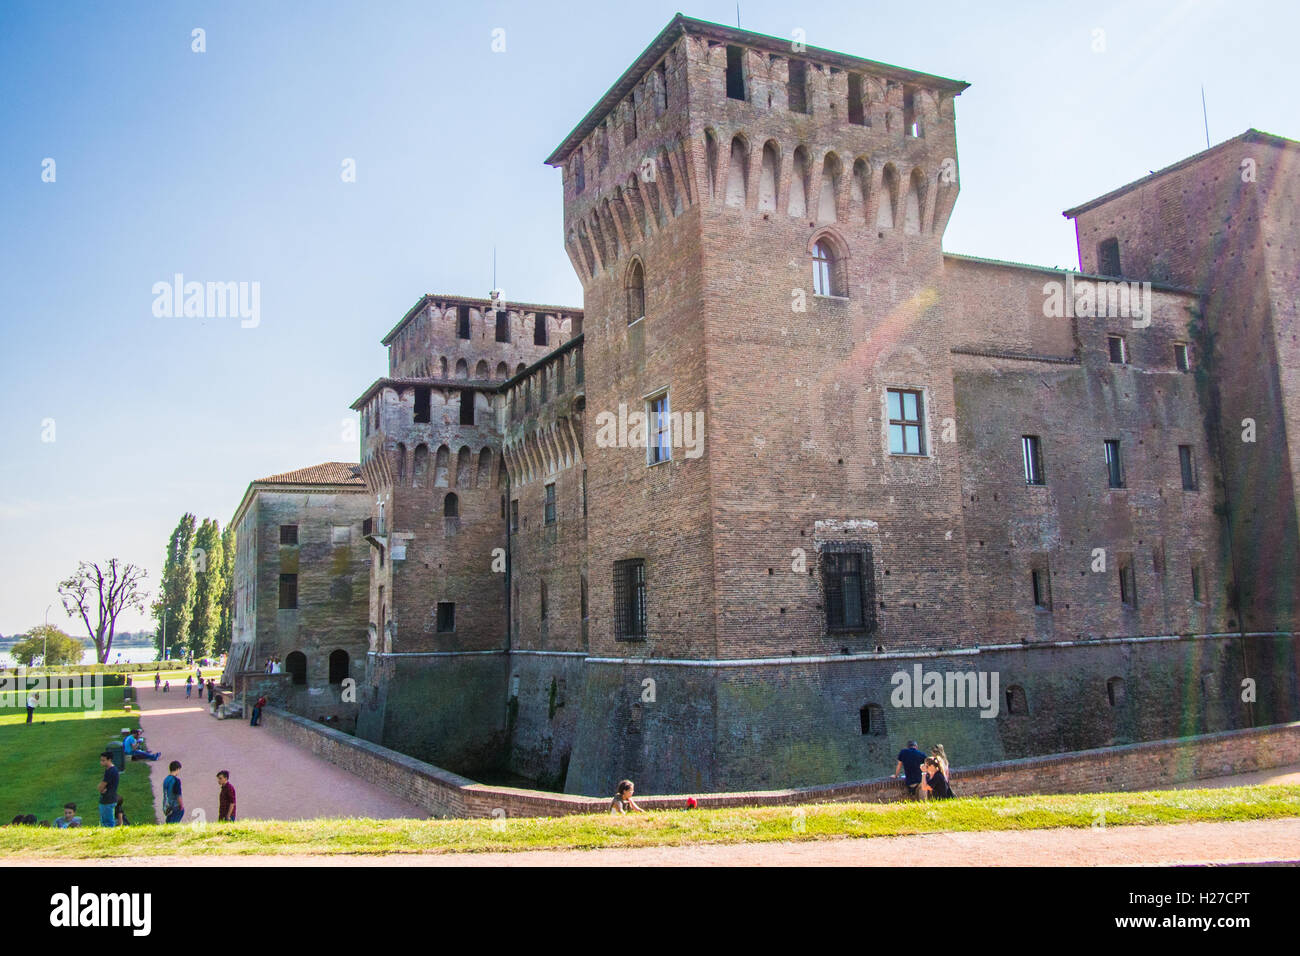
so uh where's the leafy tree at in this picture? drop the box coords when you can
[58,559,149,663]
[10,625,86,666]
[152,513,197,660]
[189,518,224,657]
[217,523,236,654]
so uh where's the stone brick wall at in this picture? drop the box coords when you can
[1068,133,1300,634]
[262,704,1300,818]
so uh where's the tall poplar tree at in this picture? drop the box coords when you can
[217,523,236,654]
[152,513,197,659]
[189,518,223,657]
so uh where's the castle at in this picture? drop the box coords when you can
[225,15,1300,796]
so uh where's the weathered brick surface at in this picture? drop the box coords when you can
[243,18,1300,797]
[262,704,1300,818]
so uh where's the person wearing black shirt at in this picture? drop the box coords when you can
[96,752,119,827]
[922,757,953,800]
[895,740,927,800]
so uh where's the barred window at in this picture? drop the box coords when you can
[614,558,647,640]
[823,543,874,631]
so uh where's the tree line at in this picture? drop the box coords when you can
[152,513,235,660]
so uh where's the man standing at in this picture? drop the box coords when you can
[96,752,119,827]
[894,739,928,801]
[162,761,185,824]
[216,771,236,822]
[250,695,267,727]
[25,690,38,724]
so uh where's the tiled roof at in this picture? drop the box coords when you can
[254,462,365,486]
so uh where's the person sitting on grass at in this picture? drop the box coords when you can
[610,780,644,814]
[921,757,954,801]
[54,803,82,828]
[123,729,161,761]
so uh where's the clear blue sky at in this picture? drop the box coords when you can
[1,0,1294,636]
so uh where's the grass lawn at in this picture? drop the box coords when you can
[0,782,1296,858]
[0,686,157,827]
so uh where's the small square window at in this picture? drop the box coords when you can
[648,393,671,465]
[436,602,455,633]
[1174,343,1191,372]
[886,389,925,456]
[1107,335,1127,364]
[280,525,298,546]
[331,525,350,545]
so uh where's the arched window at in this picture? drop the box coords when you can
[626,260,645,324]
[412,444,429,487]
[724,136,748,208]
[859,703,885,736]
[444,492,459,517]
[1005,684,1028,716]
[285,651,307,686]
[495,362,508,380]
[475,360,489,379]
[328,650,349,685]
[812,241,833,296]
[394,442,407,484]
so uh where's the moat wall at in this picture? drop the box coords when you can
[355,631,1298,794]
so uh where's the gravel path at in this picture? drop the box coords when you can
[135,688,427,822]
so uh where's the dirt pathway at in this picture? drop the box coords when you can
[135,688,426,822]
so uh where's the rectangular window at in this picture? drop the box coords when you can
[1179,445,1197,490]
[580,574,588,621]
[555,359,565,395]
[725,45,746,100]
[460,390,475,426]
[648,392,671,465]
[656,61,668,111]
[1191,565,1204,604]
[1119,562,1136,609]
[510,499,519,533]
[614,559,647,640]
[581,469,587,518]
[540,581,548,620]
[1098,237,1121,277]
[278,573,297,610]
[495,309,510,343]
[847,73,866,125]
[1107,335,1127,364]
[1174,342,1190,372]
[787,59,808,114]
[1031,568,1051,610]
[903,87,919,137]
[414,386,431,423]
[886,389,925,455]
[544,482,556,525]
[572,149,584,194]
[534,314,547,347]
[1105,439,1124,488]
[457,305,470,340]
[331,525,350,545]
[823,546,874,631]
[1022,435,1045,485]
[279,525,298,546]
[624,98,637,145]
[436,602,455,633]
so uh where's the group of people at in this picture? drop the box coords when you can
[97,753,237,827]
[895,740,955,800]
[263,657,283,675]
[9,802,98,828]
